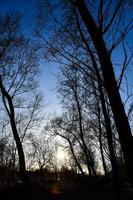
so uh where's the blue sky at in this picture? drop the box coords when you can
[0,0,34,14]
[0,0,132,114]
[0,0,62,114]
[39,63,62,114]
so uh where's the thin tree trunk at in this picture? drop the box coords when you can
[55,132,85,177]
[73,89,95,177]
[97,109,108,178]
[68,140,85,176]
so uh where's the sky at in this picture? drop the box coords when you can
[0,0,62,114]
[0,0,34,14]
[0,0,132,114]
[39,63,62,114]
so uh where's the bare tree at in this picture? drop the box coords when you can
[73,0,133,188]
[0,13,40,185]
[28,135,54,171]
[47,115,86,177]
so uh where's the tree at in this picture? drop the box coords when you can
[58,66,98,177]
[0,13,39,185]
[48,115,86,177]
[74,0,133,187]
[28,135,54,172]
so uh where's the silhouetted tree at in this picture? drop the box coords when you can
[0,13,39,185]
[27,135,54,171]
[73,0,133,188]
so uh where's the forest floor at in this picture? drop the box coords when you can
[0,179,133,200]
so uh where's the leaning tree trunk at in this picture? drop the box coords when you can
[74,90,95,177]
[56,132,85,177]
[75,0,133,186]
[97,105,108,178]
[68,139,85,177]
[0,77,29,186]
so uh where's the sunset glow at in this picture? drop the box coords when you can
[56,148,65,162]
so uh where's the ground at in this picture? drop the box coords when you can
[0,179,133,200]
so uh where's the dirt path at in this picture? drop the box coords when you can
[1,180,133,200]
[51,182,63,194]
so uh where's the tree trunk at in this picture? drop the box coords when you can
[0,77,29,186]
[75,0,133,187]
[68,140,85,177]
[98,114,108,178]
[56,131,85,177]
[74,89,95,177]
[97,72,120,198]
[10,117,29,185]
